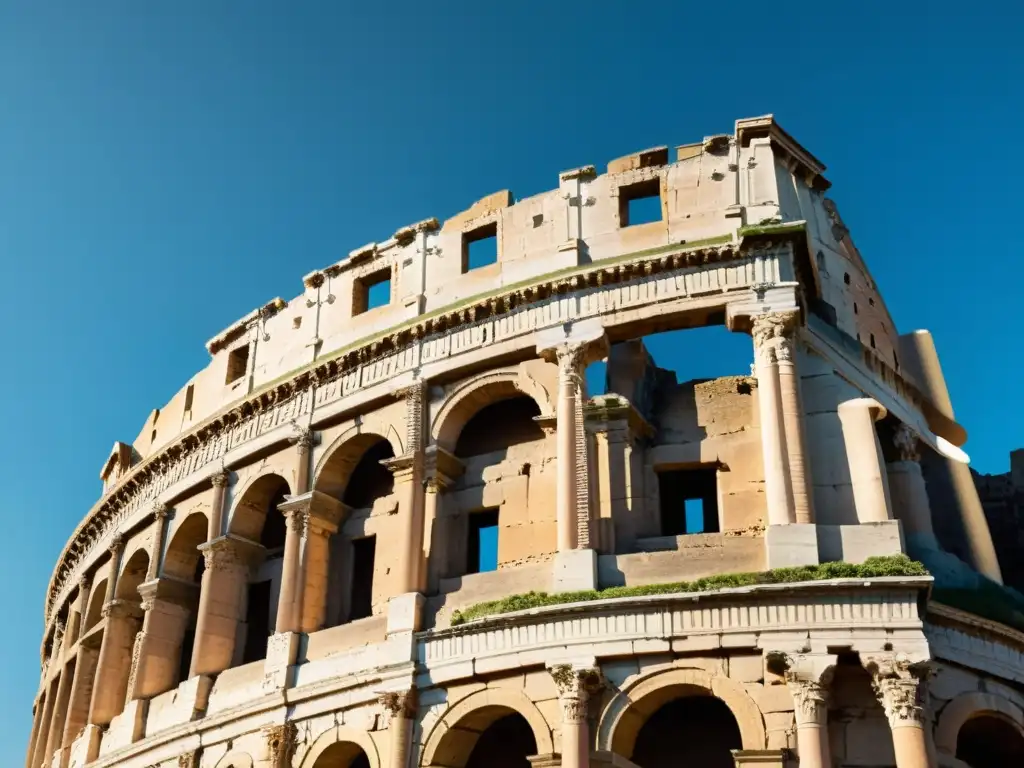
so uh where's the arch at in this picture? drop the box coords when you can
[597,666,766,757]
[420,687,555,767]
[431,368,554,454]
[212,752,254,768]
[301,725,381,768]
[82,578,107,633]
[162,511,209,581]
[313,420,405,500]
[115,549,150,601]
[935,691,1024,755]
[227,472,290,539]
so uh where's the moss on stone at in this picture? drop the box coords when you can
[737,221,807,238]
[448,555,928,626]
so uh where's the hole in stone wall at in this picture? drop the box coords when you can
[349,535,376,621]
[226,345,249,384]
[353,268,392,315]
[463,222,498,272]
[619,178,662,227]
[242,580,272,664]
[467,509,499,574]
[657,467,720,535]
[455,397,543,458]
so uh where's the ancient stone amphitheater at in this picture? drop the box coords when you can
[27,116,1024,768]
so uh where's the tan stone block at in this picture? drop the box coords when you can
[746,682,794,714]
[523,670,558,702]
[728,654,765,683]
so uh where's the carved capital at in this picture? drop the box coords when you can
[787,678,830,726]
[751,311,798,355]
[263,721,298,767]
[893,423,921,463]
[101,599,141,621]
[177,750,199,768]
[379,688,418,720]
[549,664,602,724]
[865,655,931,728]
[397,380,426,454]
[555,342,588,382]
[285,508,309,537]
[108,534,125,558]
[199,537,259,573]
[291,426,315,451]
[151,501,170,521]
[209,470,229,488]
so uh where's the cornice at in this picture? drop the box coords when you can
[44,232,806,630]
[927,601,1024,649]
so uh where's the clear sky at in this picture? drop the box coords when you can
[2,1,1021,750]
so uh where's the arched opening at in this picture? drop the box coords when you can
[162,512,208,684]
[82,578,107,635]
[630,695,741,768]
[454,396,544,459]
[315,434,398,628]
[116,550,150,602]
[463,712,538,768]
[342,440,395,509]
[956,714,1024,768]
[229,474,290,665]
[310,742,371,768]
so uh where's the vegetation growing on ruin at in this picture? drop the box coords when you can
[448,555,928,626]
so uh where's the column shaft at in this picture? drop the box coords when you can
[43,663,74,764]
[30,681,56,768]
[556,346,584,551]
[276,511,304,634]
[776,343,814,523]
[838,398,892,523]
[294,431,313,495]
[61,644,98,752]
[88,602,140,726]
[389,715,412,768]
[755,348,793,525]
[25,693,45,768]
[131,595,191,700]
[145,504,169,581]
[189,539,251,678]
[208,471,228,541]
[891,725,932,768]
[299,520,335,632]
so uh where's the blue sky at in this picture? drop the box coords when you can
[2,1,1022,749]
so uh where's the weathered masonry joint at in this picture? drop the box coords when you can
[28,116,1024,768]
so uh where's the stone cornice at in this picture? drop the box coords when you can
[927,601,1024,649]
[44,233,806,630]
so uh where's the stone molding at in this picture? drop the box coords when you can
[46,240,789,628]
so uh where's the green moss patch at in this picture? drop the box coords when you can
[449,555,928,626]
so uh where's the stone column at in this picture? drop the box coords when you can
[67,576,91,646]
[868,656,933,768]
[275,507,306,634]
[549,664,601,768]
[838,398,892,523]
[145,502,170,581]
[788,676,832,768]
[87,600,142,726]
[188,536,261,678]
[208,470,229,541]
[555,342,587,551]
[887,425,936,541]
[422,446,463,593]
[30,681,56,768]
[60,633,99,758]
[292,427,314,495]
[774,323,815,524]
[751,314,795,526]
[131,580,194,699]
[380,689,417,768]
[43,663,74,768]
[393,383,426,596]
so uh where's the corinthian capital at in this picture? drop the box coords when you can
[788,678,830,726]
[865,654,931,728]
[262,721,297,767]
[290,425,315,451]
[379,688,418,719]
[751,311,798,353]
[549,664,602,724]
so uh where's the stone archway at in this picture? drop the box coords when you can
[313,420,405,500]
[430,364,555,454]
[301,725,381,768]
[419,688,555,767]
[935,691,1024,767]
[597,667,766,763]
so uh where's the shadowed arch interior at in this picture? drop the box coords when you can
[957,714,1024,768]
[315,432,397,503]
[115,550,150,601]
[82,577,107,633]
[309,742,371,768]
[162,512,209,581]
[465,712,537,768]
[454,395,543,459]
[630,694,742,768]
[229,474,291,540]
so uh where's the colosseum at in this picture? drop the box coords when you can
[25,115,1024,768]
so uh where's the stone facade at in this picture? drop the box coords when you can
[26,116,1024,768]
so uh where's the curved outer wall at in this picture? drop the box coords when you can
[26,116,1023,768]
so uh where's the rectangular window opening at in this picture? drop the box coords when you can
[657,467,720,536]
[184,383,195,414]
[353,268,392,315]
[349,536,376,621]
[462,222,498,272]
[467,508,499,574]
[241,580,272,663]
[226,345,249,384]
[619,179,662,227]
